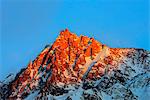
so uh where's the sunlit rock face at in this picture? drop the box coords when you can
[0,29,150,100]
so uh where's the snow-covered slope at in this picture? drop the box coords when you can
[0,29,150,100]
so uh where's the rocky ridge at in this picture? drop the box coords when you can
[0,29,150,100]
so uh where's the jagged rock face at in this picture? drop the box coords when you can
[0,29,150,100]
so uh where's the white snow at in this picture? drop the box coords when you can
[101,91,112,100]
[25,91,39,100]
[81,47,109,79]
[131,86,150,100]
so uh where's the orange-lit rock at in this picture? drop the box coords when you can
[7,29,148,99]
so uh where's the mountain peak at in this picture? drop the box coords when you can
[9,30,107,90]
[60,28,72,36]
[50,29,105,82]
[1,29,149,99]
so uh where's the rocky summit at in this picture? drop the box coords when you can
[0,29,150,100]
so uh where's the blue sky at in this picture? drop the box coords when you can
[0,0,149,80]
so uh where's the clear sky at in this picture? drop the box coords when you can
[0,0,149,80]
